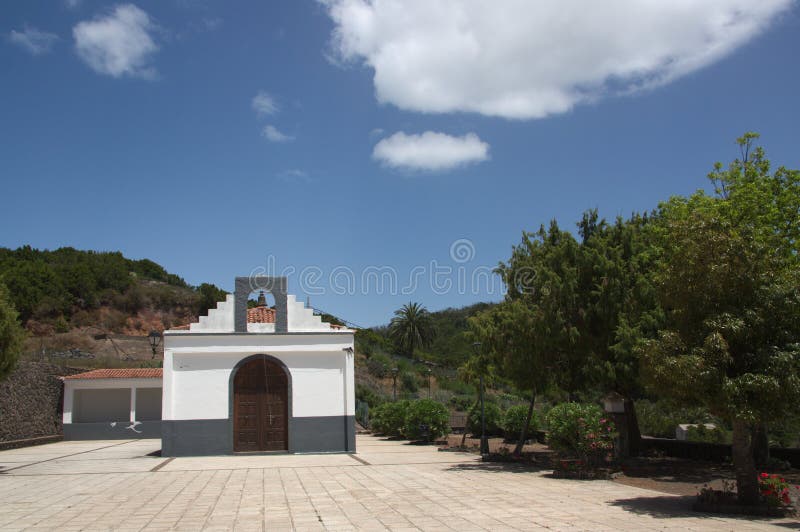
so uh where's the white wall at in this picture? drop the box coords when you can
[162,332,355,422]
[63,378,163,424]
[73,389,130,423]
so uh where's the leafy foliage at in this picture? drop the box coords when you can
[419,302,495,365]
[503,404,539,441]
[467,400,502,436]
[0,246,227,331]
[196,283,228,316]
[389,302,435,357]
[686,424,727,444]
[0,284,25,379]
[639,133,800,504]
[635,399,715,439]
[400,371,419,393]
[545,402,616,464]
[370,400,411,437]
[403,399,449,441]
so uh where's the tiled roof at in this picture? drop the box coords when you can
[64,368,163,380]
[247,306,276,323]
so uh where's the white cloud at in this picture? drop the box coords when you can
[324,0,792,119]
[252,91,278,116]
[8,27,59,55]
[262,124,294,142]
[373,131,489,171]
[73,4,159,79]
[64,0,82,9]
[277,169,313,182]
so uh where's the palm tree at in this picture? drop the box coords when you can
[389,302,435,357]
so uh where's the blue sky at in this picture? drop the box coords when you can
[2,1,799,327]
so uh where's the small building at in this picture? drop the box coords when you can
[161,276,354,456]
[62,368,163,439]
[62,276,355,457]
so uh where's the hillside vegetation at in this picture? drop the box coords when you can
[0,246,227,336]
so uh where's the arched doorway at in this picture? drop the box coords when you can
[233,356,288,452]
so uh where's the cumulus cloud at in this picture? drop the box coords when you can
[262,125,294,142]
[73,4,159,79]
[8,27,59,55]
[373,131,489,171]
[324,0,792,119]
[252,91,278,116]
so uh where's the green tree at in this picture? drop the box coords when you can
[0,283,26,379]
[639,133,800,505]
[495,213,662,452]
[196,283,228,315]
[389,302,436,357]
[470,299,558,453]
[496,221,583,395]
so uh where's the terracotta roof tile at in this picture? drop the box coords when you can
[247,306,276,323]
[64,368,163,380]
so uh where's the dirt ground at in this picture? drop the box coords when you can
[443,434,800,508]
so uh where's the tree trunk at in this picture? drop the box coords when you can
[461,400,478,448]
[732,419,759,505]
[514,391,536,455]
[752,422,769,467]
[624,398,642,457]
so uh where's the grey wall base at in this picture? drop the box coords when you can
[64,421,161,440]
[161,416,355,456]
[161,419,231,457]
[292,416,355,453]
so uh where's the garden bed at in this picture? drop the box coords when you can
[691,499,793,517]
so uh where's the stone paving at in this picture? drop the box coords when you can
[0,435,796,530]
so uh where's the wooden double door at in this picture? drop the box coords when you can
[233,357,288,452]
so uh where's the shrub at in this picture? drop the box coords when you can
[400,372,418,393]
[686,424,727,444]
[438,376,476,396]
[403,399,449,442]
[636,399,713,439]
[370,400,410,437]
[759,473,792,507]
[545,402,616,464]
[467,400,502,436]
[448,394,473,412]
[366,358,389,378]
[503,404,539,441]
[356,383,386,409]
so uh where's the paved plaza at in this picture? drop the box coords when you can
[0,435,796,530]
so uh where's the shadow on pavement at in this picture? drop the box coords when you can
[609,494,797,526]
[444,461,546,474]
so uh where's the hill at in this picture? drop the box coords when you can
[0,245,226,342]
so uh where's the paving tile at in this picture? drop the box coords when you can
[0,435,795,531]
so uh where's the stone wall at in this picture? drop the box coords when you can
[0,361,82,442]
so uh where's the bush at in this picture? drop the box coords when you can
[370,400,410,437]
[467,400,502,436]
[366,358,389,378]
[400,372,418,393]
[686,424,727,444]
[636,399,712,439]
[403,399,449,442]
[448,394,473,412]
[356,383,386,409]
[503,404,539,441]
[438,376,476,396]
[545,402,616,464]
